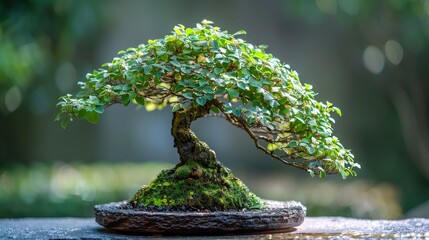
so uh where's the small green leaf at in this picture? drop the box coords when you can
[340,170,348,179]
[135,96,146,105]
[249,78,262,88]
[214,68,223,75]
[203,86,214,94]
[77,110,86,119]
[232,108,242,117]
[95,105,104,114]
[189,35,199,41]
[233,30,247,36]
[210,106,219,113]
[295,117,305,124]
[308,169,315,178]
[171,103,183,112]
[318,169,326,178]
[182,92,193,99]
[269,100,279,108]
[122,94,131,106]
[211,40,219,48]
[143,66,152,74]
[263,93,274,101]
[267,143,277,151]
[201,19,213,25]
[173,27,182,35]
[86,111,99,124]
[174,72,182,80]
[288,141,298,147]
[227,89,239,99]
[237,82,247,90]
[246,116,256,125]
[185,28,195,35]
[170,60,180,67]
[333,107,342,116]
[306,146,316,154]
[196,96,207,106]
[61,120,68,129]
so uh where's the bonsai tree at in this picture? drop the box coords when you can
[56,20,359,211]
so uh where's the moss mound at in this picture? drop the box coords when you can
[131,161,265,211]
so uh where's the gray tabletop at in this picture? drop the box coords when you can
[0,217,428,239]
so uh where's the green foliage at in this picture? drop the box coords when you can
[56,20,359,178]
[132,161,264,210]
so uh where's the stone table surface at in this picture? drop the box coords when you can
[0,217,428,239]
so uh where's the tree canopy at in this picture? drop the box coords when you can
[56,20,359,178]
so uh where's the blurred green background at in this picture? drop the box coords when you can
[1,0,428,219]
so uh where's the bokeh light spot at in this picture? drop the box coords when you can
[49,164,81,202]
[424,0,429,16]
[338,0,360,15]
[316,0,338,14]
[385,40,404,65]
[4,86,22,113]
[363,46,385,74]
[0,172,12,199]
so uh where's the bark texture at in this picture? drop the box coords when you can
[171,103,216,166]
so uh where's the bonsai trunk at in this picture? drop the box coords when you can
[171,103,217,167]
[131,102,264,210]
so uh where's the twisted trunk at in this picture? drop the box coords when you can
[171,103,217,166]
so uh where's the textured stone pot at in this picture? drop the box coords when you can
[95,200,306,235]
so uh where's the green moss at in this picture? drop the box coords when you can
[131,161,265,210]
[174,161,199,179]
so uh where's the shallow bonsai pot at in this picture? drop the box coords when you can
[95,199,306,235]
